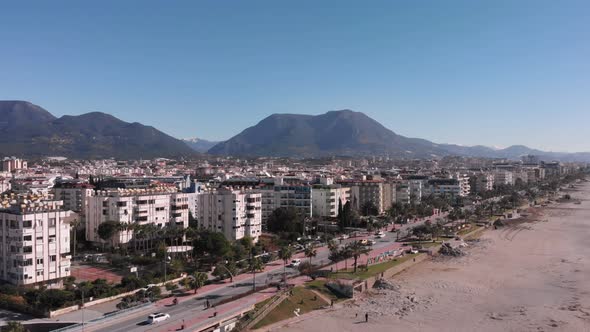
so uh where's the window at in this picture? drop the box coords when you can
[49,218,56,227]
[23,220,32,228]
[116,202,127,207]
[36,258,43,264]
[23,235,32,241]
[102,201,108,207]
[156,207,165,212]
[37,271,43,276]
[23,246,32,253]
[148,199,155,204]
[50,255,56,262]
[102,209,108,215]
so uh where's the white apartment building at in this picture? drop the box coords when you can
[197,188,262,242]
[494,170,514,186]
[0,177,10,193]
[2,157,28,172]
[0,194,75,287]
[86,187,192,246]
[452,173,471,197]
[255,182,313,229]
[426,179,463,197]
[311,184,350,218]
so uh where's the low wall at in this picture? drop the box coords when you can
[48,305,80,318]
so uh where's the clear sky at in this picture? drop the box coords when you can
[1,1,588,152]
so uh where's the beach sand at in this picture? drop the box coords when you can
[280,182,590,332]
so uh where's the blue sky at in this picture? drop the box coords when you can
[1,1,588,152]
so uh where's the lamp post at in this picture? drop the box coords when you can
[219,262,234,288]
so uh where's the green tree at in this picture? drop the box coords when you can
[193,231,232,261]
[304,244,317,265]
[97,221,122,249]
[267,207,303,235]
[212,262,237,282]
[346,241,370,273]
[248,256,264,291]
[278,246,294,283]
[190,272,208,294]
[2,321,29,332]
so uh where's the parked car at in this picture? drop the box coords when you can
[288,259,301,267]
[368,239,377,246]
[360,239,368,245]
[375,232,386,239]
[147,313,170,324]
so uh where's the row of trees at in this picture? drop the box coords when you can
[328,240,370,273]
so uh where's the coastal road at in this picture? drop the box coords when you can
[63,217,432,332]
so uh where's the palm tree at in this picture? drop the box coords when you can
[346,241,371,273]
[248,256,264,291]
[3,321,28,332]
[340,245,353,271]
[190,272,208,294]
[278,246,294,283]
[304,244,317,265]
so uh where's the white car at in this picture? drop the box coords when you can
[288,259,301,267]
[368,239,377,246]
[147,313,170,324]
[375,232,386,239]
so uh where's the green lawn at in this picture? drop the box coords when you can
[330,253,419,280]
[253,287,328,329]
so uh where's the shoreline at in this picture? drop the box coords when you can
[279,181,590,332]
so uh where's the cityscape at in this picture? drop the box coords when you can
[1,1,589,332]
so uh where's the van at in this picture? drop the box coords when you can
[147,313,170,324]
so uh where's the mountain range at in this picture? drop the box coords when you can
[1,102,588,162]
[209,110,590,162]
[0,101,195,159]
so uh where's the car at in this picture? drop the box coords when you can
[410,249,419,254]
[375,232,386,239]
[288,259,301,267]
[368,239,377,245]
[359,239,368,245]
[339,234,350,240]
[147,313,170,324]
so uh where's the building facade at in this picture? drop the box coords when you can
[86,187,192,246]
[197,188,262,242]
[311,184,350,218]
[0,194,75,287]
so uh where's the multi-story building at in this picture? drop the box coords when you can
[338,180,389,214]
[86,187,192,246]
[395,182,411,205]
[311,184,350,218]
[197,188,262,242]
[494,170,514,186]
[452,173,471,197]
[0,194,75,287]
[2,157,27,172]
[0,177,10,193]
[53,183,95,216]
[470,174,494,194]
[425,179,462,197]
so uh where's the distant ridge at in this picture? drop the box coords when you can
[209,110,590,162]
[182,137,220,153]
[0,101,195,159]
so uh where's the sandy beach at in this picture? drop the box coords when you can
[281,182,590,332]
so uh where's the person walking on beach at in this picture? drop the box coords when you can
[365,313,369,323]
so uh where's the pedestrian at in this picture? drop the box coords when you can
[214,311,217,317]
[365,313,368,323]
[330,300,334,307]
[181,319,185,330]
[206,299,210,308]
[355,313,358,318]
